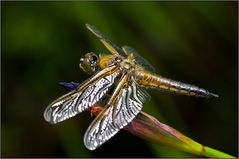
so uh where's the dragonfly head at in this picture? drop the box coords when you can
[79,52,99,74]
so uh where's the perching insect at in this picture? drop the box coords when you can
[44,24,218,150]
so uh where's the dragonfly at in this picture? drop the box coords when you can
[44,24,218,150]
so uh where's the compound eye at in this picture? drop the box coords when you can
[90,54,98,66]
[91,54,98,62]
[80,52,99,74]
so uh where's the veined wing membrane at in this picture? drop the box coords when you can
[44,65,120,124]
[84,78,149,150]
[86,24,126,57]
[122,45,155,73]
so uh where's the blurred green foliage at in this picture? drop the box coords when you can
[2,1,237,158]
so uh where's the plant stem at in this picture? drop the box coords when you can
[201,146,236,158]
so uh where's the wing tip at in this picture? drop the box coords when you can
[84,143,97,151]
[85,23,91,29]
[83,133,97,151]
[43,114,53,124]
[85,23,94,32]
[85,23,103,39]
[43,107,57,124]
[208,92,219,98]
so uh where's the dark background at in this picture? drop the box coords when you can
[2,1,238,158]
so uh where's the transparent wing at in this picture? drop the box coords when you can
[44,66,120,124]
[86,24,126,57]
[122,45,155,73]
[84,81,149,150]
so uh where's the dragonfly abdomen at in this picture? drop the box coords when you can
[134,70,218,98]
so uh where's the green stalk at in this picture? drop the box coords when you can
[123,111,236,158]
[201,146,235,158]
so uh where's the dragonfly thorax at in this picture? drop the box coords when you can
[119,58,136,72]
[98,54,123,69]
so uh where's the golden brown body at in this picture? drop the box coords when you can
[96,53,218,98]
[133,69,217,97]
